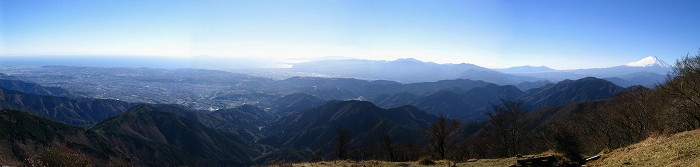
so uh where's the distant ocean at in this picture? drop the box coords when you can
[0,55,286,69]
[0,55,189,68]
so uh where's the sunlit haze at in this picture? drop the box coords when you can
[2,0,700,69]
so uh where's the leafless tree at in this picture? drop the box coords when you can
[426,115,461,160]
[380,134,394,161]
[660,51,700,129]
[333,126,352,160]
[486,100,529,157]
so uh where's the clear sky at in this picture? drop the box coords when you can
[2,0,699,69]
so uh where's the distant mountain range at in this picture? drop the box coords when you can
[290,58,538,85]
[497,56,671,87]
[290,56,672,87]
[498,56,670,74]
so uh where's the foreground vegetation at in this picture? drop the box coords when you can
[283,128,700,167]
[281,158,516,167]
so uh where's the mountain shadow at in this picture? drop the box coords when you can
[260,100,436,156]
[270,93,324,116]
[0,79,73,97]
[0,87,134,126]
[520,77,624,109]
[412,84,524,120]
[0,106,259,166]
[91,104,259,166]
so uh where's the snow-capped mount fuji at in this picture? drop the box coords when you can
[625,56,671,68]
[616,56,673,76]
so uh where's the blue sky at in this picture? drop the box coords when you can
[1,0,699,69]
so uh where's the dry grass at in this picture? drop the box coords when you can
[277,151,572,167]
[0,154,23,166]
[457,158,518,167]
[588,129,700,167]
[274,158,517,167]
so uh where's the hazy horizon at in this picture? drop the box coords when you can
[2,0,700,69]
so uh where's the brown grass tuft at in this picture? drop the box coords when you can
[588,129,700,166]
[417,156,435,165]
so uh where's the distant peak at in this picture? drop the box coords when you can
[394,58,422,62]
[626,56,671,67]
[515,65,553,69]
[497,65,555,73]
